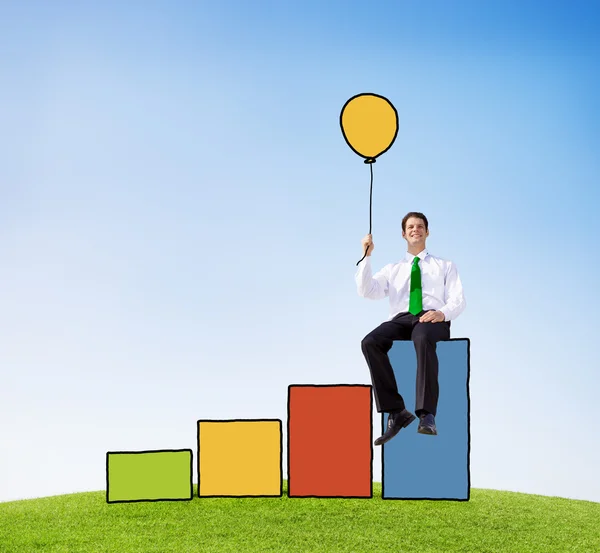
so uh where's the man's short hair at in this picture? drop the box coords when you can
[402,212,429,233]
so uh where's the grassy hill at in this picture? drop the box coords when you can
[0,482,598,552]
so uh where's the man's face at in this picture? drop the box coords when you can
[402,217,429,246]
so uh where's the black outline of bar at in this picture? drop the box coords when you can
[106,449,193,504]
[381,337,471,501]
[197,419,283,498]
[287,384,374,499]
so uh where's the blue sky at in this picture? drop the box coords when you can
[1,0,599,503]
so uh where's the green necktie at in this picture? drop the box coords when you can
[408,256,422,315]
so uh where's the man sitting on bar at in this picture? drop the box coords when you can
[355,211,466,445]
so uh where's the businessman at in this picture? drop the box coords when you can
[355,212,466,445]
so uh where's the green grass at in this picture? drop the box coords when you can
[0,482,598,552]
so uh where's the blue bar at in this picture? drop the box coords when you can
[382,338,470,500]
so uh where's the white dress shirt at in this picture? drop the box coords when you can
[355,248,466,321]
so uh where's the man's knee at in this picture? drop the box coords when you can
[412,326,449,345]
[412,331,432,342]
[361,334,375,349]
[361,333,383,352]
[412,327,444,344]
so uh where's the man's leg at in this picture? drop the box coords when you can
[361,313,413,413]
[411,313,451,418]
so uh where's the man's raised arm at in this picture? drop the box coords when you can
[355,249,390,299]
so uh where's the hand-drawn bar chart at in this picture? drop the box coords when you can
[105,340,470,502]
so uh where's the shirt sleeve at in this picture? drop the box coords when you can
[355,257,390,300]
[439,261,466,321]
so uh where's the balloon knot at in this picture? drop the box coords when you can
[364,158,376,164]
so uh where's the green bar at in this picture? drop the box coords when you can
[106,449,193,503]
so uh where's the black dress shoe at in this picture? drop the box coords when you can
[374,409,416,446]
[417,413,437,435]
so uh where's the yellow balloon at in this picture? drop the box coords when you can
[340,93,398,163]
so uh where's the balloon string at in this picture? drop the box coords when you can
[356,162,373,266]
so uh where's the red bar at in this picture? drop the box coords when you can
[288,385,373,498]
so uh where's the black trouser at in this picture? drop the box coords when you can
[361,310,450,417]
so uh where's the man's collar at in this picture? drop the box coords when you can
[405,248,428,262]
